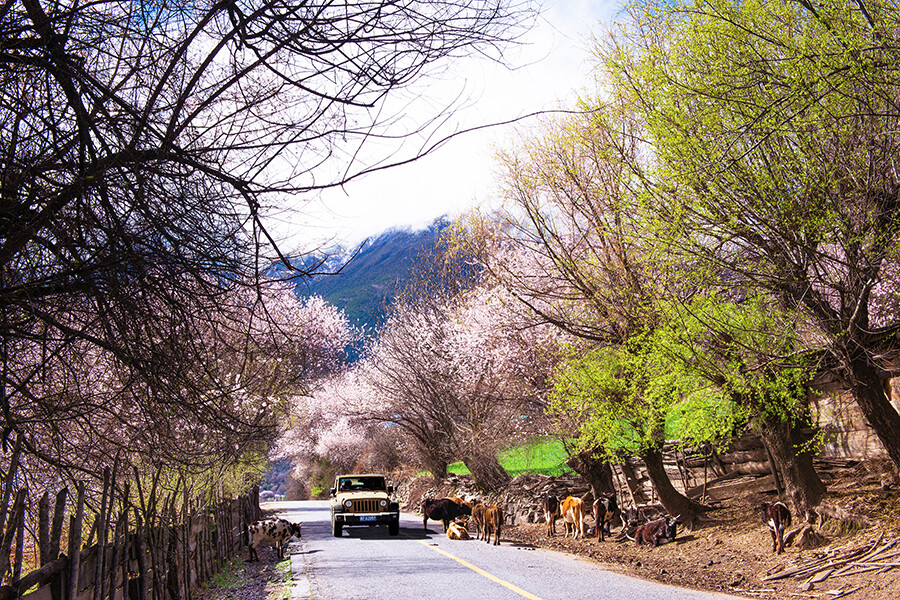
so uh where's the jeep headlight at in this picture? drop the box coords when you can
[380,500,387,508]
[344,500,352,508]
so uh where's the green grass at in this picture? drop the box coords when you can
[202,558,247,589]
[446,437,574,477]
[273,558,292,600]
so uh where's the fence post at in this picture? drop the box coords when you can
[38,491,50,566]
[93,467,111,600]
[67,482,85,600]
[0,437,21,535]
[0,489,25,582]
[13,502,23,583]
[133,510,148,600]
[50,487,69,563]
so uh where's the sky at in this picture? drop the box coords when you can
[278,1,622,250]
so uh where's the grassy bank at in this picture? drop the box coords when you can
[446,437,573,478]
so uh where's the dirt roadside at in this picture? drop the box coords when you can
[500,476,900,600]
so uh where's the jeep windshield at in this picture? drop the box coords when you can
[337,476,385,491]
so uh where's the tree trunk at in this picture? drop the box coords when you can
[757,412,825,523]
[422,455,448,480]
[619,459,650,505]
[407,431,450,479]
[463,452,510,493]
[845,354,900,469]
[565,447,616,498]
[640,447,709,526]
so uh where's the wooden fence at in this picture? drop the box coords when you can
[0,461,261,600]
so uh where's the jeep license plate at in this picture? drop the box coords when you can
[360,515,376,522]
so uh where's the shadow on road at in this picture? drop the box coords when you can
[341,526,429,540]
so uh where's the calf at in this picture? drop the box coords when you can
[422,497,472,532]
[761,501,791,554]
[471,503,487,541]
[633,515,678,548]
[560,496,584,539]
[542,495,561,537]
[447,520,471,540]
[592,493,619,542]
[483,504,503,546]
[248,517,302,562]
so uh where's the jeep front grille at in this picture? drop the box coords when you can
[350,499,379,513]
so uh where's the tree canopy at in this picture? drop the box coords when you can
[603,0,900,466]
[0,0,532,487]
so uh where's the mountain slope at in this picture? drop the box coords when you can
[295,221,446,330]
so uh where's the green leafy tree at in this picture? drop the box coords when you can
[494,104,734,519]
[667,294,826,520]
[604,0,900,468]
[549,327,740,524]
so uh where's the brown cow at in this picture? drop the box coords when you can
[633,515,679,548]
[761,501,791,554]
[447,520,470,540]
[483,504,503,546]
[560,496,584,539]
[471,503,487,541]
[592,494,619,542]
[542,495,561,537]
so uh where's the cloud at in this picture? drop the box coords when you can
[275,0,619,251]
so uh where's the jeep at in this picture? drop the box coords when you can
[330,473,400,537]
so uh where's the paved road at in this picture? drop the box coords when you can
[267,501,739,600]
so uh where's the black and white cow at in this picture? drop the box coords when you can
[248,517,302,562]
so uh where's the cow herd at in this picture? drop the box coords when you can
[423,493,629,547]
[422,496,504,545]
[422,493,796,555]
[541,494,620,542]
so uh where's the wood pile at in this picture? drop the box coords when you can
[759,532,900,598]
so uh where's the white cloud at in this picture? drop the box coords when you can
[275,1,619,251]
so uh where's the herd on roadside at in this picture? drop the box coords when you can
[243,497,793,560]
[420,494,793,555]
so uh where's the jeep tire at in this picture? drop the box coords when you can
[332,519,342,537]
[389,521,399,536]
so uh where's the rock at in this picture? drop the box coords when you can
[789,524,825,550]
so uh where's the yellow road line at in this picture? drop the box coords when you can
[406,535,545,600]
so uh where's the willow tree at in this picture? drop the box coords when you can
[604,0,900,468]
[665,294,827,521]
[548,328,740,525]
[494,104,724,518]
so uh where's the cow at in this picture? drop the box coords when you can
[542,495,561,537]
[447,520,470,540]
[761,501,792,554]
[592,493,619,542]
[560,496,584,539]
[247,517,302,562]
[471,503,488,541]
[483,504,503,546]
[422,497,472,532]
[633,515,679,548]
